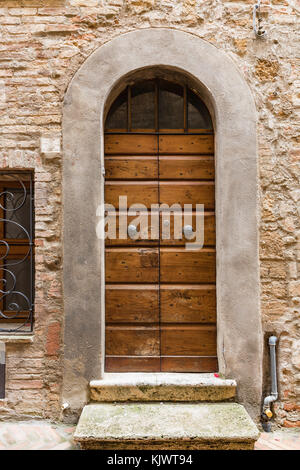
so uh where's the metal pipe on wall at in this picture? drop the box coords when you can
[0,342,5,399]
[262,336,278,431]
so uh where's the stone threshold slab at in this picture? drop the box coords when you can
[74,403,259,450]
[0,335,34,344]
[90,373,236,402]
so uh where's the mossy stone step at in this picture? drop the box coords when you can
[90,373,236,402]
[74,402,259,450]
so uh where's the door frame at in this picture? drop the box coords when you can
[62,28,262,419]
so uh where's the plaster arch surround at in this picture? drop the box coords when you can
[62,28,262,419]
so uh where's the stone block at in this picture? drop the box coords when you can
[74,402,260,450]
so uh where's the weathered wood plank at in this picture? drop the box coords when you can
[105,156,158,180]
[105,134,158,154]
[160,248,216,284]
[161,356,218,372]
[105,182,158,209]
[105,212,159,246]
[159,156,214,180]
[159,135,214,154]
[0,245,31,256]
[104,212,215,246]
[161,325,217,356]
[159,182,215,209]
[106,285,159,323]
[160,285,216,323]
[160,212,215,246]
[106,248,159,283]
[106,326,160,355]
[106,356,160,372]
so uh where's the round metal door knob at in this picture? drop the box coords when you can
[128,224,138,239]
[183,224,194,240]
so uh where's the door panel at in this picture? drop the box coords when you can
[159,212,215,246]
[160,285,216,323]
[105,212,159,246]
[106,357,160,372]
[105,156,158,180]
[161,356,218,373]
[159,134,214,154]
[159,156,214,180]
[105,132,160,371]
[160,248,216,284]
[105,134,157,154]
[159,182,215,209]
[105,182,158,209]
[106,285,159,323]
[106,326,160,356]
[106,248,159,283]
[160,325,217,356]
[104,211,215,248]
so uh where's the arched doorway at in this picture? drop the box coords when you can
[63,28,262,418]
[104,78,217,372]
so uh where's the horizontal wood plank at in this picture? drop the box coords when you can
[106,248,159,283]
[0,180,31,187]
[161,356,218,372]
[105,356,160,372]
[159,135,214,154]
[105,134,158,154]
[159,156,214,180]
[105,182,158,209]
[160,248,216,283]
[0,311,31,323]
[105,156,158,180]
[104,212,215,247]
[161,325,217,356]
[0,245,31,256]
[106,326,160,356]
[160,285,216,323]
[105,212,159,246]
[159,182,215,209]
[106,285,159,323]
[160,212,215,246]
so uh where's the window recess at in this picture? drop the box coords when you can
[0,172,34,333]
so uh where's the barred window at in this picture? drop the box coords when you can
[105,79,213,132]
[0,172,34,333]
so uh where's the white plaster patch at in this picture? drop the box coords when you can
[69,0,100,6]
[40,135,61,155]
[0,80,6,104]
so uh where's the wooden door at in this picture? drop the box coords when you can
[105,134,160,372]
[104,79,217,372]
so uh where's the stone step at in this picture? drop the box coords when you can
[74,402,260,450]
[90,373,236,402]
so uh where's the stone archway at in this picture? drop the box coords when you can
[62,28,262,419]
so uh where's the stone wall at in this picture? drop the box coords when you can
[0,0,299,426]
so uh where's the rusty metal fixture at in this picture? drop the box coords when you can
[253,0,267,38]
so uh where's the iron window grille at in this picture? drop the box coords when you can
[0,171,34,333]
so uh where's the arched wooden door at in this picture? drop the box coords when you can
[104,79,217,372]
